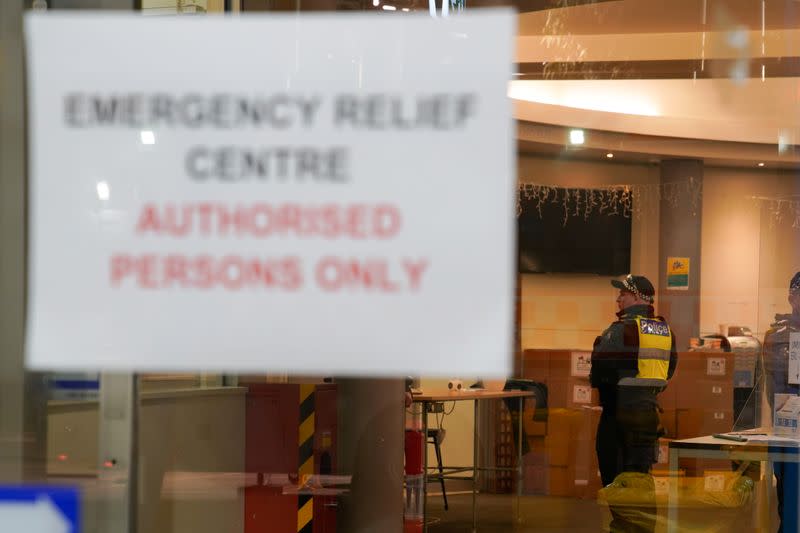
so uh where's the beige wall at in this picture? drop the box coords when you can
[419,378,477,479]
[517,158,800,346]
[518,155,661,351]
[701,167,800,338]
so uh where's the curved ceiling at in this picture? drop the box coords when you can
[518,0,800,35]
[511,0,800,150]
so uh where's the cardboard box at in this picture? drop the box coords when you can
[674,352,705,376]
[658,384,677,410]
[548,377,599,409]
[573,475,603,500]
[546,378,569,408]
[522,349,549,381]
[524,465,548,495]
[524,450,547,468]
[676,409,734,439]
[527,436,546,454]
[547,465,575,497]
[545,408,583,466]
[524,418,547,437]
[676,379,732,410]
[549,350,572,378]
[678,458,732,477]
[546,432,571,466]
[660,409,677,439]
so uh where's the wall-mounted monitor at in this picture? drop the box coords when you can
[517,187,632,275]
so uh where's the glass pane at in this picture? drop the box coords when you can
[8,1,800,532]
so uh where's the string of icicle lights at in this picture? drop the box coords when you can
[516,178,703,226]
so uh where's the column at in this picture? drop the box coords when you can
[338,378,404,533]
[658,159,703,351]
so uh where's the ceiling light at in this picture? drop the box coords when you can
[569,129,585,145]
[401,7,409,10]
[606,153,614,159]
[758,162,765,167]
[140,130,156,145]
[372,0,379,5]
[96,181,110,201]
[382,4,396,9]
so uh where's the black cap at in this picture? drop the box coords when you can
[611,274,655,303]
[791,272,800,293]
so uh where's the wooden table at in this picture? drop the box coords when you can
[667,433,800,533]
[412,389,534,532]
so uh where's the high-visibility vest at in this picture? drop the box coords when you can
[618,316,671,387]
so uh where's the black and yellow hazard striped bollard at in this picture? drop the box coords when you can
[298,384,315,533]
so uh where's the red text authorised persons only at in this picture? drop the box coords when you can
[109,202,429,292]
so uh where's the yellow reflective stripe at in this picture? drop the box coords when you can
[300,384,315,404]
[299,456,314,478]
[638,360,669,381]
[299,413,315,448]
[297,498,313,531]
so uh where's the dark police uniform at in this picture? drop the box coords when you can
[590,276,678,532]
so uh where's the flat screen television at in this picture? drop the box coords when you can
[517,187,632,275]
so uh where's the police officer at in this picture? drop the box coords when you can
[590,274,678,533]
[763,271,800,533]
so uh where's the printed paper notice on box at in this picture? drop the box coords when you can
[571,351,592,377]
[707,357,726,376]
[703,474,725,492]
[666,257,690,291]
[789,332,800,385]
[24,12,516,376]
[573,384,592,404]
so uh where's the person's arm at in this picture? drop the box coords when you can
[590,322,624,388]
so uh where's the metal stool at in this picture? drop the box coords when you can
[427,428,448,510]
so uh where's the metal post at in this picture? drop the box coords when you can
[97,373,139,533]
[0,0,48,485]
[667,447,679,533]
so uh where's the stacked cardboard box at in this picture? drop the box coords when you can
[669,351,735,476]
[521,348,738,487]
[522,349,598,409]
[520,350,603,498]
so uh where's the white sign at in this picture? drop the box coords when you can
[572,384,592,404]
[703,473,725,492]
[707,357,726,376]
[789,332,800,384]
[24,13,515,376]
[571,351,591,377]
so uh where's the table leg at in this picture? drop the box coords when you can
[472,399,478,533]
[764,458,773,532]
[667,447,679,533]
[423,401,429,533]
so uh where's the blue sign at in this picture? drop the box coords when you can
[48,373,99,402]
[0,485,79,533]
